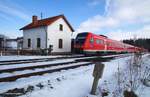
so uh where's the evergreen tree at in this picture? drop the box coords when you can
[123,38,150,51]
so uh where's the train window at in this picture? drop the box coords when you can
[107,42,112,46]
[100,40,104,44]
[76,33,88,39]
[96,39,104,44]
[76,37,86,40]
[76,33,88,44]
[90,37,94,44]
[96,39,100,44]
[109,43,112,46]
[107,43,109,46]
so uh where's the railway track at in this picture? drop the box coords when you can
[0,54,127,65]
[0,55,87,65]
[0,62,92,82]
[0,54,132,97]
[0,61,78,73]
[0,54,123,74]
[0,54,130,83]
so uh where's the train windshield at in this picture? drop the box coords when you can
[75,33,88,44]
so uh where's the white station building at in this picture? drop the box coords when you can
[20,15,74,53]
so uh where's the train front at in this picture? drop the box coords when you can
[74,32,88,53]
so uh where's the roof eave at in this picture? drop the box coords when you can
[20,14,75,32]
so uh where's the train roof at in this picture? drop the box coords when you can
[99,35,108,38]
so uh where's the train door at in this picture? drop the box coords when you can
[104,39,107,51]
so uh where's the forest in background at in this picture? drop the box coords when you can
[123,38,150,51]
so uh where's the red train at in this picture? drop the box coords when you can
[74,32,143,54]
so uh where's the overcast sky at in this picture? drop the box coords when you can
[0,0,150,40]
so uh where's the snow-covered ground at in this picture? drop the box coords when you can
[0,53,127,62]
[0,59,75,70]
[0,55,61,61]
[0,65,94,95]
[0,55,84,61]
[0,54,149,97]
[0,56,98,70]
[97,54,150,97]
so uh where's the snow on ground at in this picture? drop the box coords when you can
[0,59,76,78]
[0,54,149,97]
[0,56,97,70]
[0,53,126,62]
[0,65,94,95]
[0,54,83,61]
[0,59,75,70]
[98,54,150,97]
[18,56,132,97]
[0,55,61,61]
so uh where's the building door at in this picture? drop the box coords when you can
[37,38,41,48]
[0,38,4,49]
[28,38,31,48]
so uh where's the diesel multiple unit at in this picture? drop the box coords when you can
[74,32,143,54]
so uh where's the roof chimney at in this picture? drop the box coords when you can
[32,15,38,24]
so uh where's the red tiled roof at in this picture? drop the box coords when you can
[20,14,74,32]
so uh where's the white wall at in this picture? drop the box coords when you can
[47,18,72,53]
[23,27,47,50]
[23,18,72,53]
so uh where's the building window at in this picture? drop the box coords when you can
[58,39,63,49]
[28,38,31,48]
[59,24,63,31]
[37,38,41,48]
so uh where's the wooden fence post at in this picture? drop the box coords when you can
[90,62,105,95]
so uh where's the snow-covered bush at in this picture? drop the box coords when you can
[98,53,150,97]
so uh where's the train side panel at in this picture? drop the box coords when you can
[74,32,143,54]
[83,33,106,53]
